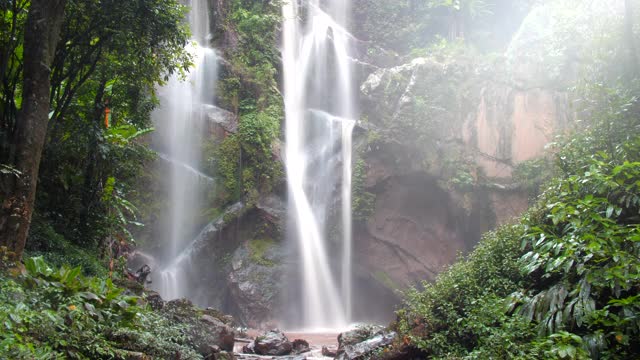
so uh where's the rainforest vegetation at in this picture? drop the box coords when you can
[0,0,639,359]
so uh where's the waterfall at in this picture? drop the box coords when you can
[282,0,357,329]
[151,0,217,301]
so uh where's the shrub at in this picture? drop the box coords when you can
[0,257,201,359]
[396,225,531,357]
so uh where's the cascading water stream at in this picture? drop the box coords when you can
[151,0,217,301]
[283,0,357,329]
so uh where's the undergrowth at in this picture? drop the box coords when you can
[0,255,202,359]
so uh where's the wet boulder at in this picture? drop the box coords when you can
[253,329,293,356]
[291,339,310,354]
[322,345,338,357]
[336,331,397,360]
[213,351,236,360]
[145,291,165,310]
[241,341,255,354]
[226,238,286,327]
[338,325,385,350]
[160,299,236,355]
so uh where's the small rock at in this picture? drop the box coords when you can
[124,351,151,360]
[221,315,235,324]
[242,342,255,354]
[254,329,293,356]
[292,339,310,354]
[202,314,225,327]
[213,351,236,360]
[322,345,338,357]
[145,291,164,310]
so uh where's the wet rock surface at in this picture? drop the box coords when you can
[213,351,237,360]
[226,238,286,327]
[353,24,572,301]
[338,326,385,350]
[144,290,164,310]
[336,331,397,360]
[204,104,238,134]
[292,339,311,354]
[145,197,287,328]
[253,329,293,356]
[321,346,338,357]
[160,299,236,354]
[235,330,343,359]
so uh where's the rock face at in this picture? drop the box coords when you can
[226,238,286,328]
[355,25,573,293]
[356,175,472,288]
[223,195,287,327]
[204,104,238,135]
[463,85,570,179]
[145,196,287,328]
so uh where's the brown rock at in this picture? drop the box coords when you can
[322,345,338,357]
[292,339,310,354]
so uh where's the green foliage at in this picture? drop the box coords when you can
[214,135,242,204]
[212,104,284,207]
[26,217,107,277]
[426,0,494,20]
[352,159,376,222]
[450,167,475,191]
[397,67,640,358]
[353,0,430,53]
[515,136,640,358]
[353,0,531,56]
[512,158,554,193]
[0,0,29,155]
[0,257,203,359]
[396,225,530,357]
[535,331,591,360]
[238,104,280,158]
[0,0,192,255]
[211,0,284,206]
[248,238,276,267]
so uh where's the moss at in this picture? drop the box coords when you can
[353,159,376,222]
[374,270,400,291]
[210,0,285,207]
[215,135,242,204]
[247,238,276,267]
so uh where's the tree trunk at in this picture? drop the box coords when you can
[0,0,66,261]
[625,0,638,77]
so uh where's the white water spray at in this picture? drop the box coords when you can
[152,0,217,300]
[282,0,357,329]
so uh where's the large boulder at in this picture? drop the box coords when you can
[204,104,238,134]
[226,236,286,327]
[224,195,287,327]
[336,331,397,360]
[253,329,293,356]
[160,299,236,355]
[338,325,385,351]
[141,196,287,328]
[291,339,311,354]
